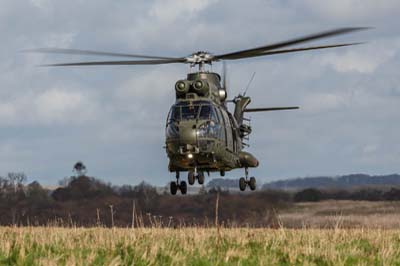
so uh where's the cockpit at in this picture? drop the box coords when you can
[166,101,222,140]
[167,101,219,122]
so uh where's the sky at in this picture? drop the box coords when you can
[0,0,399,186]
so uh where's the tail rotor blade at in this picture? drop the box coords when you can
[244,107,299,112]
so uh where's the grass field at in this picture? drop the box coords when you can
[279,200,400,229]
[0,226,400,265]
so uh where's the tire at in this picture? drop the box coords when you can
[249,177,256,191]
[239,177,246,191]
[180,181,187,195]
[170,182,178,195]
[188,171,195,185]
[197,172,205,185]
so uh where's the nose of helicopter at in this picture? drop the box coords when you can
[178,121,197,145]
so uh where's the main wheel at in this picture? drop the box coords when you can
[170,181,178,195]
[188,171,195,185]
[239,177,246,191]
[197,171,205,185]
[180,181,187,195]
[249,177,256,191]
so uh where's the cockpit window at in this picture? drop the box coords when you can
[199,105,211,120]
[168,102,218,122]
[181,105,200,120]
[168,106,181,122]
[199,105,219,122]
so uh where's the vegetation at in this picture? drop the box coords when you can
[0,174,291,227]
[279,200,400,229]
[1,173,400,264]
[0,227,399,265]
[3,172,400,227]
[263,174,400,190]
[293,187,400,202]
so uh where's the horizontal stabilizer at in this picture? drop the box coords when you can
[244,107,299,112]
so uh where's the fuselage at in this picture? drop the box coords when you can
[165,72,259,174]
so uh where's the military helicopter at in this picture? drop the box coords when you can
[28,27,368,195]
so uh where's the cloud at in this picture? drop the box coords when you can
[299,0,400,22]
[317,39,399,73]
[0,88,98,126]
[0,0,399,185]
[149,0,219,24]
[301,93,348,112]
[30,0,51,9]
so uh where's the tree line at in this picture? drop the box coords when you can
[1,172,400,227]
[0,173,290,227]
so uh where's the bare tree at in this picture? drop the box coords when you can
[7,172,27,193]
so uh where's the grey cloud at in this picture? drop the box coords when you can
[0,0,398,185]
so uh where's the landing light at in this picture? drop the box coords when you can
[187,153,193,159]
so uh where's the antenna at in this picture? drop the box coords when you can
[243,72,256,96]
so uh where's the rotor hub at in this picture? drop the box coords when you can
[186,51,214,65]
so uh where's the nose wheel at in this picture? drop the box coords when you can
[170,172,187,195]
[239,168,256,191]
[187,169,205,185]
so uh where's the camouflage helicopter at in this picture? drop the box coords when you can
[29,27,368,195]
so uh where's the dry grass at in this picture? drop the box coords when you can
[0,226,400,265]
[279,200,400,229]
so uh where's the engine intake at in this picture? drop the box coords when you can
[175,80,190,96]
[191,80,209,96]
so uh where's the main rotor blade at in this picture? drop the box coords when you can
[25,48,181,60]
[222,42,363,60]
[40,58,187,67]
[214,27,370,60]
[244,107,299,112]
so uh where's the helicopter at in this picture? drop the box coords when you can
[27,27,369,195]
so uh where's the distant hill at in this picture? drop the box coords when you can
[206,174,400,191]
[207,178,239,189]
[262,174,400,190]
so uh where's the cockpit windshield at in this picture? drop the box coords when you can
[167,101,219,123]
[199,105,218,121]
[181,105,200,120]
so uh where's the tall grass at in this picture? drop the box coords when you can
[0,226,399,265]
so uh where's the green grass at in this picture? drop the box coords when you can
[0,227,399,265]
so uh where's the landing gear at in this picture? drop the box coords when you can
[187,168,205,185]
[239,177,246,191]
[170,181,178,195]
[180,181,187,194]
[198,171,205,185]
[238,168,257,191]
[170,172,187,195]
[188,171,195,185]
[249,177,256,191]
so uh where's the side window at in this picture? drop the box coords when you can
[168,106,181,123]
[210,106,219,122]
[166,109,171,125]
